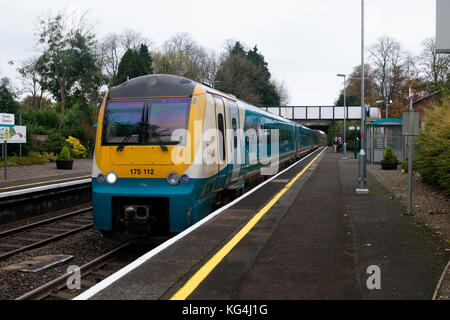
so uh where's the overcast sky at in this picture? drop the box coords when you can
[0,0,436,106]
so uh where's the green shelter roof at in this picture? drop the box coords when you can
[368,118,403,126]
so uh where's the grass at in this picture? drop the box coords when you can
[0,156,50,166]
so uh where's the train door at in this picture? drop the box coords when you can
[214,96,228,190]
[227,101,241,186]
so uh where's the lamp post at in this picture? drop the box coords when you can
[337,74,347,159]
[356,0,369,195]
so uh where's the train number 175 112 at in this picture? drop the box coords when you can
[130,168,154,175]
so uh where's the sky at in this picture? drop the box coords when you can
[0,0,437,106]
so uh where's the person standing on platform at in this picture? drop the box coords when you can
[355,137,360,158]
[338,137,343,152]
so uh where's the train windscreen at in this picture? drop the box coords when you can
[147,98,190,145]
[102,98,190,146]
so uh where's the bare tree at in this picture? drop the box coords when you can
[153,32,219,84]
[99,33,121,81]
[99,29,152,85]
[162,32,195,54]
[420,37,449,92]
[271,79,290,106]
[17,57,43,108]
[370,36,406,103]
[120,29,152,51]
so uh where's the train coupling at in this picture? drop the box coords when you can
[125,205,150,222]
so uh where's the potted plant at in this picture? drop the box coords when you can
[56,146,74,170]
[380,146,398,170]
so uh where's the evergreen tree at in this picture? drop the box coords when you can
[216,42,280,106]
[230,41,246,56]
[138,44,153,74]
[115,45,153,85]
[0,78,20,115]
[115,49,139,84]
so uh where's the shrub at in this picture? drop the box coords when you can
[34,108,59,128]
[383,146,395,161]
[3,156,49,166]
[66,136,87,159]
[57,146,72,161]
[42,152,56,162]
[415,96,450,194]
[401,161,408,172]
[42,132,66,154]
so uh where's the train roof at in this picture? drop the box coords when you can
[108,74,315,133]
[109,74,196,99]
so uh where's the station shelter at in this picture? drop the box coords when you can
[366,118,405,163]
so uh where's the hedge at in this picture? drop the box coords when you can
[415,96,450,194]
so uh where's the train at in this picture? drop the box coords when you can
[92,74,325,239]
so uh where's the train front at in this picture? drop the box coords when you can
[92,74,206,238]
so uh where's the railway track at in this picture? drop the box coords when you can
[15,242,156,300]
[0,207,94,260]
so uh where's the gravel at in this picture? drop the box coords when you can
[0,203,92,233]
[367,164,450,300]
[0,229,127,300]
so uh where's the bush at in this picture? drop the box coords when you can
[57,146,72,161]
[383,146,395,160]
[66,136,87,158]
[401,161,408,172]
[42,152,56,162]
[2,155,50,166]
[42,132,66,154]
[28,151,43,158]
[415,97,450,194]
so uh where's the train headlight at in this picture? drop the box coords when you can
[106,172,118,184]
[97,173,106,183]
[180,174,190,184]
[167,172,180,186]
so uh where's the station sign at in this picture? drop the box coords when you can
[0,113,14,126]
[436,0,450,53]
[402,110,419,136]
[0,126,26,143]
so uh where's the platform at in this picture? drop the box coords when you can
[76,148,449,300]
[0,160,92,225]
[0,174,90,197]
[0,159,91,198]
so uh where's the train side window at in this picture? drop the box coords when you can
[266,126,271,157]
[232,118,237,148]
[256,122,260,145]
[218,113,225,161]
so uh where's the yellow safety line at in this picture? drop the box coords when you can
[170,147,327,300]
[0,175,91,191]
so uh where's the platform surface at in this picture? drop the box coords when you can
[83,149,449,300]
[0,159,91,195]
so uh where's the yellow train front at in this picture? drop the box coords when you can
[92,74,319,239]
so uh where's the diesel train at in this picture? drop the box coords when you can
[92,74,324,239]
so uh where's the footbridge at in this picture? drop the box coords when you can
[261,106,381,132]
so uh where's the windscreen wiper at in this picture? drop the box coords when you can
[148,126,168,152]
[116,121,145,151]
